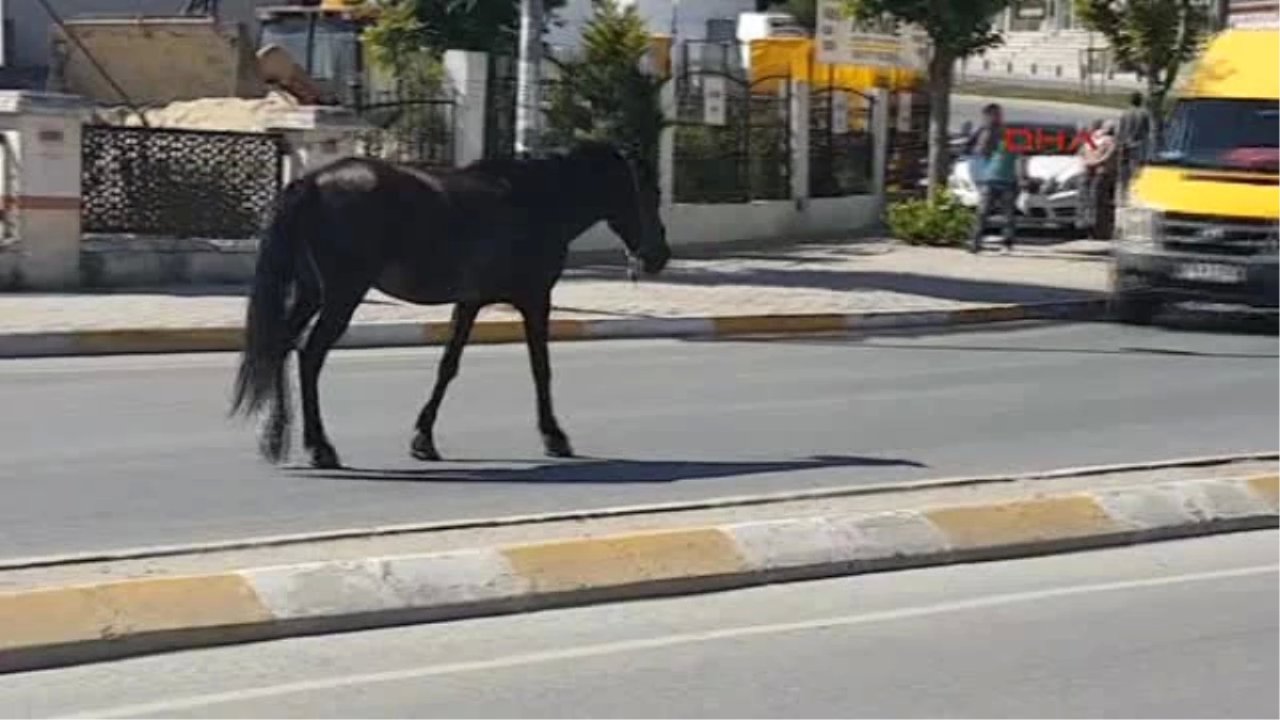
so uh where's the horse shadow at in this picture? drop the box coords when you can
[297,454,926,485]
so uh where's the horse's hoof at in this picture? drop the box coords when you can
[543,432,575,459]
[411,432,441,462]
[309,445,342,470]
[258,433,288,464]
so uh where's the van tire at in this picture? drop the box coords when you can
[1110,287,1162,325]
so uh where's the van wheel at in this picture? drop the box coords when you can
[1110,287,1162,325]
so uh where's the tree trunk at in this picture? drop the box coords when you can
[926,46,956,198]
[1146,73,1166,149]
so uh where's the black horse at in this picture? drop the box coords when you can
[230,141,672,469]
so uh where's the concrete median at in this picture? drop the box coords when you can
[1,467,1273,675]
[0,299,1105,358]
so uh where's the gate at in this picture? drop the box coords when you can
[81,125,285,239]
[672,51,792,204]
[885,90,931,198]
[353,86,457,170]
[809,74,875,197]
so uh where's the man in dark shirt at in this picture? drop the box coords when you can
[1117,92,1152,197]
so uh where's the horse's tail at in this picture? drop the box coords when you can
[230,176,317,452]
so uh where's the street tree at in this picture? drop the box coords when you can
[364,0,568,58]
[767,0,819,29]
[544,0,666,169]
[844,0,1013,194]
[1074,0,1213,139]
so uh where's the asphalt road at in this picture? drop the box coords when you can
[3,529,1275,718]
[0,321,1275,560]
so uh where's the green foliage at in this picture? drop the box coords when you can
[674,124,790,203]
[363,0,427,72]
[768,0,818,29]
[886,191,975,246]
[364,0,568,58]
[1073,0,1212,113]
[544,0,665,169]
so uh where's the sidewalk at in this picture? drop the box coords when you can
[0,240,1110,334]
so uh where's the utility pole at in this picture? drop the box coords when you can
[514,0,544,156]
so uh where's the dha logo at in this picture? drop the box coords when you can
[1003,127,1098,154]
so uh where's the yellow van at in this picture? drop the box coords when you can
[1111,28,1279,323]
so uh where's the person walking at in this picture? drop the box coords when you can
[963,103,1020,254]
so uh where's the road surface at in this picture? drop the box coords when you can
[3,529,1275,718]
[0,321,1275,560]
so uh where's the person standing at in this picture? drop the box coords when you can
[963,103,1020,253]
[1117,91,1152,198]
[1084,119,1120,239]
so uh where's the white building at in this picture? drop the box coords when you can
[548,0,762,48]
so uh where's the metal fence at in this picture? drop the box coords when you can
[1,134,15,244]
[81,125,285,239]
[483,53,566,160]
[673,64,792,204]
[885,91,931,198]
[353,85,457,170]
[809,80,875,198]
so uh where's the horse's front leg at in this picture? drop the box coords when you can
[411,301,481,461]
[516,294,573,458]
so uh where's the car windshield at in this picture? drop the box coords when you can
[1155,98,1279,173]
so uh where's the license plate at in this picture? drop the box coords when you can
[1173,262,1246,284]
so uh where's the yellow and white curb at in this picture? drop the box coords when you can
[3,469,1269,674]
[0,300,1105,358]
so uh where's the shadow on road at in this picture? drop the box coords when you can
[298,454,925,485]
[570,265,1098,306]
[754,335,1277,360]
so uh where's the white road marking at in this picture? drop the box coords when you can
[67,564,1278,719]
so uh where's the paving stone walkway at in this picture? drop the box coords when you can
[0,240,1110,333]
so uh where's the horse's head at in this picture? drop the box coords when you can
[581,142,670,276]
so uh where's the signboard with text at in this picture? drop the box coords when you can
[702,76,727,126]
[814,0,929,70]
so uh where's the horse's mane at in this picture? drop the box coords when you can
[457,141,620,195]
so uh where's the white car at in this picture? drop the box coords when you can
[947,123,1091,232]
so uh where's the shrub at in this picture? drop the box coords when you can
[886,191,976,246]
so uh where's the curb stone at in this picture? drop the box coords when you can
[0,299,1106,358]
[1,471,1273,674]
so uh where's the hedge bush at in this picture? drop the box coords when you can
[886,191,976,247]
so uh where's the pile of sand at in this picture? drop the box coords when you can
[93,91,303,133]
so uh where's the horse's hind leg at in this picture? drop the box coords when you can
[298,291,362,469]
[516,294,574,458]
[411,301,481,461]
[259,295,321,463]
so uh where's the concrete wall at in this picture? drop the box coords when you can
[80,197,882,288]
[576,197,880,253]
